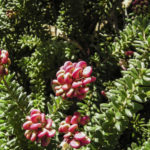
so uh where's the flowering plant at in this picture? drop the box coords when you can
[52,61,96,100]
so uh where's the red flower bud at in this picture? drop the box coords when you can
[82,77,92,85]
[2,50,9,57]
[54,85,62,90]
[74,132,86,141]
[47,129,56,138]
[23,121,32,130]
[60,121,66,125]
[72,63,77,67]
[68,124,78,133]
[30,131,37,142]
[65,65,74,73]
[62,84,70,90]
[24,130,32,139]
[52,79,60,85]
[58,126,63,133]
[66,88,74,97]
[72,67,82,79]
[30,123,42,130]
[101,90,106,97]
[64,72,73,84]
[59,124,70,133]
[64,61,72,69]
[70,139,81,149]
[91,76,96,82]
[79,87,89,94]
[41,113,46,123]
[71,116,78,124]
[65,115,72,124]
[76,61,87,68]
[82,66,92,77]
[30,109,41,116]
[125,51,134,56]
[72,81,82,88]
[38,129,47,138]
[81,137,91,146]
[80,116,90,125]
[71,115,81,124]
[63,132,72,138]
[56,88,64,96]
[45,119,53,129]
[56,69,65,77]
[57,73,65,84]
[1,54,8,64]
[31,113,41,123]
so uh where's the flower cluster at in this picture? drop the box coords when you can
[0,50,11,76]
[52,61,96,100]
[125,50,134,57]
[101,90,106,97]
[23,109,56,146]
[6,9,17,19]
[59,112,90,149]
[132,0,149,14]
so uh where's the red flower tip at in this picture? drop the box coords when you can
[68,124,78,133]
[74,132,86,141]
[47,129,56,138]
[65,115,72,124]
[82,66,92,78]
[45,119,53,129]
[23,121,32,130]
[70,139,81,149]
[30,109,41,116]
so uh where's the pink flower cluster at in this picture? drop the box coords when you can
[0,50,11,76]
[23,109,56,146]
[59,112,90,149]
[52,61,96,100]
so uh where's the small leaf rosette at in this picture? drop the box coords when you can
[23,109,56,146]
[52,61,96,100]
[0,50,11,76]
[59,112,91,149]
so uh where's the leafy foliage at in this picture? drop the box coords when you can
[0,0,150,150]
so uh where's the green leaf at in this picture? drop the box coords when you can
[143,76,150,82]
[125,109,132,117]
[115,112,122,120]
[115,121,121,131]
[146,91,150,97]
[147,36,150,45]
[124,75,133,89]
[134,95,143,103]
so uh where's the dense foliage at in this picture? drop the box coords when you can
[0,0,150,150]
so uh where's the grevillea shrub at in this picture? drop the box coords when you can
[23,109,56,146]
[59,112,90,149]
[0,49,10,77]
[0,1,150,150]
[52,61,96,100]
